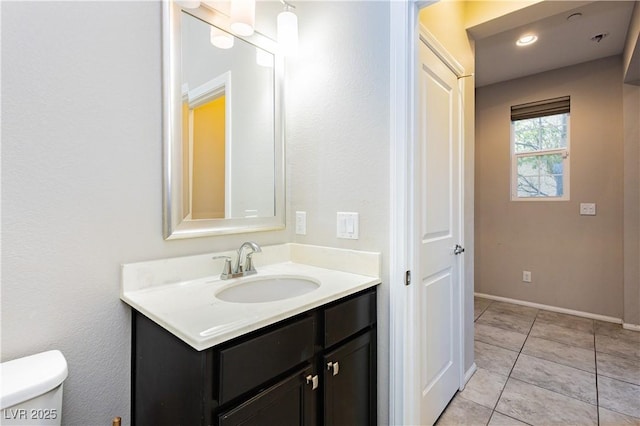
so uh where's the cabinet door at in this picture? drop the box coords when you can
[133,312,211,426]
[218,365,316,426]
[323,331,376,426]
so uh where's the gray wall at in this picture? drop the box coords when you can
[475,56,625,318]
[623,83,640,325]
[622,2,640,327]
[1,1,390,424]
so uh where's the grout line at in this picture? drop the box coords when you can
[474,299,492,323]
[485,306,540,424]
[488,410,534,426]
[597,370,640,387]
[507,313,600,408]
[479,300,494,426]
[517,337,597,375]
[506,376,599,408]
[593,343,640,362]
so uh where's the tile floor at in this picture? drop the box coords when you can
[435,297,640,426]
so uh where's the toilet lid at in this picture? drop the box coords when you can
[0,350,68,410]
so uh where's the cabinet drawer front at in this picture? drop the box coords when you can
[218,315,315,404]
[324,291,375,348]
[218,364,314,426]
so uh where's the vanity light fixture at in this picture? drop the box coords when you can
[210,27,234,49]
[230,0,256,36]
[516,34,538,47]
[277,0,298,56]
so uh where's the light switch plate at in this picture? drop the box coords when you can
[336,212,359,239]
[580,203,596,216]
[295,211,307,235]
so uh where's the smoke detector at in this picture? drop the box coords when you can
[567,12,583,22]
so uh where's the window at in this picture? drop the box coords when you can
[511,96,570,200]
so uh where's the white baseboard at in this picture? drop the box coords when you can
[460,362,477,391]
[474,292,622,324]
[623,323,640,332]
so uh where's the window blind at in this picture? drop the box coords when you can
[511,96,570,121]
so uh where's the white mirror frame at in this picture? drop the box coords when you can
[162,1,285,240]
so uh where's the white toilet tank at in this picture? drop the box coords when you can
[0,350,68,425]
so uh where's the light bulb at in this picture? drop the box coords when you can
[277,9,298,56]
[230,0,255,36]
[210,27,234,49]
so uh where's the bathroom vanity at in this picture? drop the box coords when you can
[132,287,376,425]
[121,244,380,426]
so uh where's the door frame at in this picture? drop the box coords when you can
[389,1,472,424]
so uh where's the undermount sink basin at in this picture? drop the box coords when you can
[216,276,320,303]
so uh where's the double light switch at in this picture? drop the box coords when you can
[337,212,359,240]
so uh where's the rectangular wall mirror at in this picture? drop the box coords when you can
[163,1,284,239]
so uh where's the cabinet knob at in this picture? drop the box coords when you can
[327,361,340,376]
[305,374,319,390]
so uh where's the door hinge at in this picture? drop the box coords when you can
[405,270,411,286]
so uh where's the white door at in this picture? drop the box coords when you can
[414,35,463,425]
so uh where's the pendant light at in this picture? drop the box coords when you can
[210,27,234,50]
[277,0,298,56]
[230,0,256,36]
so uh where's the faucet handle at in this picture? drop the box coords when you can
[212,255,233,277]
[244,253,256,273]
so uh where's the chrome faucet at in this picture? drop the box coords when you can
[234,241,262,275]
[213,241,262,280]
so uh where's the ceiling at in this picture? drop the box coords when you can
[470,1,636,87]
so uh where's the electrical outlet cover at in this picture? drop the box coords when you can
[580,203,596,216]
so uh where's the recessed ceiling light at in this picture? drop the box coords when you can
[516,34,538,46]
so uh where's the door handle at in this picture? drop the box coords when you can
[454,244,465,255]
[305,374,319,390]
[327,361,339,376]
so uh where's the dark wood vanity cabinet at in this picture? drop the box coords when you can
[132,287,377,426]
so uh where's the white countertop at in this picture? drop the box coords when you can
[121,244,381,351]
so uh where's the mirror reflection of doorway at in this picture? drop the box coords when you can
[181,71,232,221]
[191,94,225,219]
